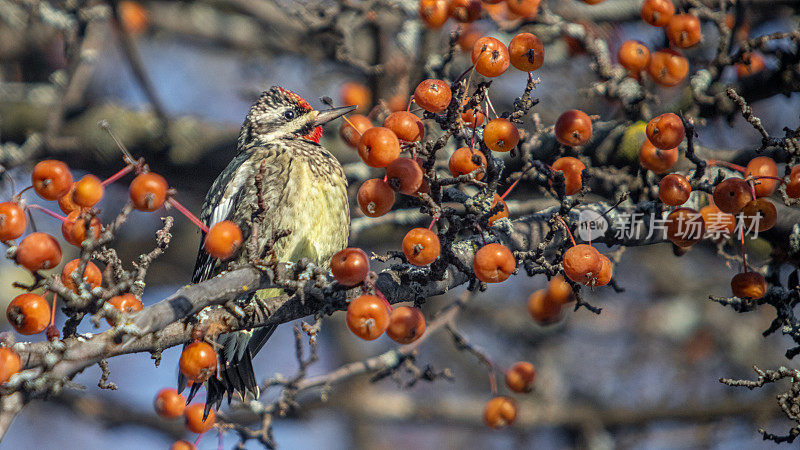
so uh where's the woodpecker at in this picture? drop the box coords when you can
[179,86,354,413]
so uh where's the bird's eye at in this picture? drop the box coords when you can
[283,110,296,120]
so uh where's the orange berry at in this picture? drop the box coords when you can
[713,178,752,214]
[483,396,517,429]
[546,274,573,304]
[7,293,50,335]
[473,243,515,283]
[62,210,103,247]
[666,14,702,48]
[699,204,735,237]
[106,293,143,325]
[154,388,186,418]
[472,36,509,77]
[641,0,674,27]
[0,348,21,385]
[594,254,613,286]
[32,160,73,201]
[184,403,216,434]
[171,440,196,450]
[402,228,440,266]
[555,110,593,147]
[129,172,169,212]
[384,111,424,142]
[658,173,691,206]
[0,202,26,241]
[346,294,390,340]
[15,232,62,271]
[449,147,487,180]
[386,306,426,344]
[618,40,651,72]
[57,183,80,214]
[647,49,688,87]
[483,118,519,152]
[787,166,800,198]
[340,82,372,114]
[419,0,450,28]
[330,248,370,286]
[563,244,601,285]
[639,140,679,174]
[203,220,242,260]
[488,194,509,226]
[386,157,425,195]
[387,94,409,112]
[357,179,396,217]
[449,0,481,23]
[179,341,217,383]
[646,113,684,149]
[414,79,452,113]
[119,1,149,34]
[528,289,562,324]
[505,361,536,393]
[736,52,766,78]
[461,107,486,127]
[458,25,484,53]
[666,207,704,247]
[506,0,540,18]
[744,156,778,198]
[72,174,104,208]
[509,32,544,72]
[357,127,401,168]
[551,156,586,196]
[61,259,102,293]
[731,272,767,299]
[741,198,777,232]
[339,114,372,148]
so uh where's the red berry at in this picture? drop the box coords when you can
[731,272,767,299]
[666,14,702,48]
[562,244,601,285]
[646,113,684,149]
[528,289,562,324]
[346,295,390,340]
[639,140,679,174]
[712,178,752,214]
[179,341,217,383]
[72,174,104,208]
[203,221,242,260]
[386,157,424,195]
[414,79,452,113]
[386,306,426,344]
[618,40,651,72]
[505,361,536,393]
[555,110,593,147]
[384,111,424,142]
[483,118,519,152]
[473,243,515,283]
[357,179,396,217]
[357,127,401,168]
[61,259,102,293]
[666,207,704,247]
[62,210,103,247]
[483,396,517,429]
[0,202,27,241]
[7,293,50,335]
[339,114,372,148]
[15,232,62,271]
[641,0,674,27]
[106,293,143,325]
[402,228,440,266]
[471,37,509,77]
[154,388,186,418]
[551,157,586,196]
[744,156,778,198]
[0,348,21,385]
[330,248,370,286]
[32,160,73,200]
[658,173,691,206]
[184,403,216,434]
[129,172,169,212]
[647,49,688,87]
[449,147,487,180]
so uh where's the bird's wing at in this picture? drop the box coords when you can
[191,151,256,284]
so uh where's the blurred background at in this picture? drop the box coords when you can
[0,0,799,448]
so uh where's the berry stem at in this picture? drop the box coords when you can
[167,197,209,233]
[373,288,393,312]
[707,159,746,173]
[101,164,134,186]
[49,293,58,327]
[554,215,577,246]
[751,175,786,183]
[427,216,438,230]
[26,204,67,222]
[100,120,137,166]
[406,95,414,113]
[500,165,536,200]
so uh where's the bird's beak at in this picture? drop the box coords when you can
[313,105,358,127]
